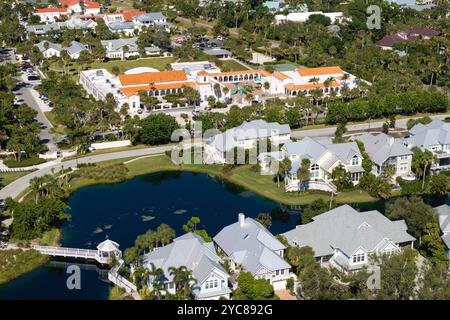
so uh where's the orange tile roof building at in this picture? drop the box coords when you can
[79,63,367,116]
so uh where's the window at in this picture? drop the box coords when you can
[399,163,408,172]
[310,163,320,179]
[352,253,365,263]
[276,270,279,276]
[351,156,359,166]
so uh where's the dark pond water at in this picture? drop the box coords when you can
[0,171,446,300]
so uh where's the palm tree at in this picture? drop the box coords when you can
[296,158,311,192]
[308,77,320,85]
[421,151,436,189]
[147,263,165,300]
[156,224,176,246]
[168,266,198,299]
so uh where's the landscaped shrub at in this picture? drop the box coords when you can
[75,163,129,182]
[3,157,46,168]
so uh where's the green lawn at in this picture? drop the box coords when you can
[221,59,250,71]
[3,157,46,168]
[0,171,32,189]
[91,57,175,73]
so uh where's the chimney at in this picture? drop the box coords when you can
[238,213,245,227]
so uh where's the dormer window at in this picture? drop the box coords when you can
[351,155,359,166]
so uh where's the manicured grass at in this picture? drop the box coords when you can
[91,57,175,73]
[0,249,49,285]
[62,144,149,162]
[0,171,32,189]
[3,157,46,168]
[221,59,250,71]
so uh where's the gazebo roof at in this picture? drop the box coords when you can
[97,239,120,252]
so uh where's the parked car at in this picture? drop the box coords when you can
[27,74,40,81]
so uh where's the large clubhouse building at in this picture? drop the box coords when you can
[80,63,366,115]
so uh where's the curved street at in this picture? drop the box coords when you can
[0,145,173,202]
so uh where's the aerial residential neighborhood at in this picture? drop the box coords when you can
[0,0,449,305]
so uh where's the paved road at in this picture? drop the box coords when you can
[291,114,450,139]
[0,145,173,202]
[14,75,59,153]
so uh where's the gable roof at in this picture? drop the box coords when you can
[213,214,290,274]
[121,11,146,21]
[143,233,228,284]
[356,132,412,166]
[118,70,188,86]
[283,136,362,174]
[35,40,87,56]
[282,205,415,257]
[206,120,291,153]
[406,120,450,148]
[101,37,138,52]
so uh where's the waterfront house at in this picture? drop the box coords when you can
[435,204,450,264]
[282,205,416,271]
[213,214,293,290]
[356,132,414,181]
[204,120,291,164]
[404,120,450,172]
[142,233,231,300]
[280,137,364,193]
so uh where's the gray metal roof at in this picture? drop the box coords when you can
[101,38,139,53]
[283,136,362,174]
[143,233,228,284]
[108,21,136,30]
[206,120,291,153]
[406,120,450,148]
[133,12,166,23]
[213,214,290,274]
[203,48,231,56]
[27,19,96,34]
[436,204,450,231]
[35,41,88,56]
[356,132,412,166]
[282,205,415,257]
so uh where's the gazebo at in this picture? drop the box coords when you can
[96,239,122,264]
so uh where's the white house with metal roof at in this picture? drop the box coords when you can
[356,132,414,181]
[34,40,88,59]
[404,120,450,172]
[204,120,291,164]
[213,214,293,290]
[142,233,231,300]
[132,12,169,31]
[435,204,450,264]
[276,137,364,193]
[283,205,415,271]
[101,38,161,60]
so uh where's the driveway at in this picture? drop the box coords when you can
[0,145,174,202]
[14,75,59,153]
